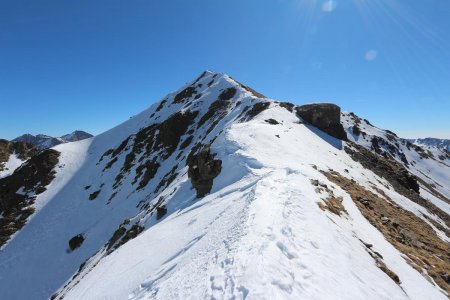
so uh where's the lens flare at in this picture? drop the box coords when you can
[322,0,337,13]
[365,50,377,61]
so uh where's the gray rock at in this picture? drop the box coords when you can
[296,103,347,140]
[187,146,222,198]
[310,179,319,186]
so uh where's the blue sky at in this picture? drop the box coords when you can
[1,0,449,139]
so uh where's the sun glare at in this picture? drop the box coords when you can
[322,0,337,12]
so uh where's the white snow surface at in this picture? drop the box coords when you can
[0,71,448,300]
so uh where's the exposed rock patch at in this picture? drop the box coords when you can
[0,140,38,171]
[218,87,237,101]
[155,165,178,193]
[198,95,232,129]
[265,119,280,125]
[69,234,85,251]
[156,205,167,220]
[279,102,295,113]
[103,110,198,192]
[179,136,194,151]
[193,71,208,84]
[155,99,167,112]
[352,125,361,136]
[370,136,409,165]
[173,86,197,104]
[296,103,347,140]
[134,159,160,190]
[106,222,144,252]
[89,190,101,200]
[0,149,60,247]
[242,102,271,121]
[187,146,222,198]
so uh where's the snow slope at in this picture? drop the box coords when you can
[342,112,450,213]
[0,71,448,300]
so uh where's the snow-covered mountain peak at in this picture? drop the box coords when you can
[0,72,449,300]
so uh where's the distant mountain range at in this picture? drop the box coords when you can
[12,130,93,149]
[409,138,450,151]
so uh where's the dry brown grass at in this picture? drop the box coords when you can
[323,170,450,294]
[318,196,347,216]
[345,143,450,229]
[312,179,347,216]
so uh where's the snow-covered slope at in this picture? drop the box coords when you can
[0,71,448,300]
[342,113,450,213]
[12,130,93,149]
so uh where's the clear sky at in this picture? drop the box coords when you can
[1,0,449,140]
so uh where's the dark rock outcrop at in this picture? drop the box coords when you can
[265,119,279,125]
[187,147,222,198]
[106,223,144,252]
[218,87,237,101]
[69,234,85,251]
[0,140,38,170]
[156,205,167,220]
[173,86,197,104]
[0,149,60,246]
[197,90,236,129]
[296,103,347,140]
[103,110,198,194]
[244,102,271,120]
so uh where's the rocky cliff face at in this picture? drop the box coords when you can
[296,103,347,140]
[187,146,222,197]
[0,149,60,246]
[0,140,38,175]
[0,140,37,162]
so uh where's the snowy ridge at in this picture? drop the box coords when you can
[0,71,448,299]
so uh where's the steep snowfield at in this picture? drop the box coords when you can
[0,71,448,299]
